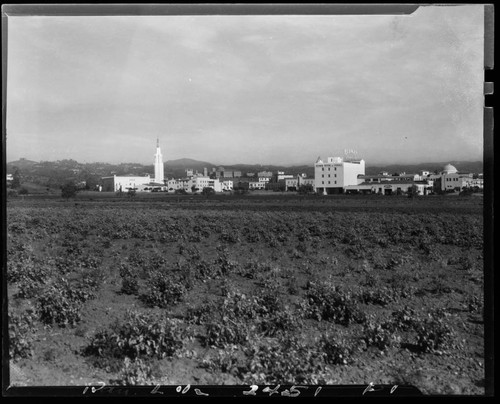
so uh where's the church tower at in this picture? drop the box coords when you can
[154,138,164,184]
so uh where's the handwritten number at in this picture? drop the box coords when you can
[243,385,259,396]
[83,382,105,394]
[390,385,398,394]
[262,385,280,396]
[314,386,322,397]
[362,382,375,395]
[281,385,307,397]
[195,389,209,396]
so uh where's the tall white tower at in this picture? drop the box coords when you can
[154,138,164,184]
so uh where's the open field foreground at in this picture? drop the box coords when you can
[6,194,485,394]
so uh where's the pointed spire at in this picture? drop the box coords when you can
[157,137,160,148]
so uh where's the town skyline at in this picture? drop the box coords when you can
[6,5,485,166]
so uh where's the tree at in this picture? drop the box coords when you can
[191,185,199,194]
[298,184,315,194]
[127,188,137,198]
[61,182,79,198]
[84,174,100,190]
[407,184,419,199]
[11,167,21,189]
[202,187,216,197]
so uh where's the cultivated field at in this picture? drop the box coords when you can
[6,193,485,394]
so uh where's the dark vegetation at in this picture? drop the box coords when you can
[6,195,484,393]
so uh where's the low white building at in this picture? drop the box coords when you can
[345,181,433,196]
[277,171,294,181]
[285,175,315,191]
[249,180,267,190]
[220,180,233,191]
[101,175,152,192]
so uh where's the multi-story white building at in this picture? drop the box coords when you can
[314,156,365,194]
[188,176,223,193]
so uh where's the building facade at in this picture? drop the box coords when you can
[314,156,365,194]
[101,175,152,192]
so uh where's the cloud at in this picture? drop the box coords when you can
[6,6,485,165]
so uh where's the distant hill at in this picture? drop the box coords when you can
[165,158,214,171]
[6,158,38,169]
[6,157,483,190]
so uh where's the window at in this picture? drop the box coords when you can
[322,168,324,171]
[322,181,324,184]
[328,167,331,171]
[335,181,337,184]
[322,174,324,178]
[328,181,330,184]
[328,174,330,177]
[335,174,337,178]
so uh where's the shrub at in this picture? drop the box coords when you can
[37,279,87,327]
[200,345,245,375]
[320,332,355,365]
[119,264,139,295]
[215,245,238,275]
[465,294,483,315]
[358,287,397,307]
[362,320,398,351]
[186,301,219,325]
[390,306,418,332]
[141,270,187,308]
[241,335,330,385]
[8,309,36,361]
[258,306,302,337]
[61,182,79,198]
[81,265,106,291]
[110,357,155,386]
[84,310,184,361]
[205,319,250,348]
[415,316,455,354]
[305,279,364,325]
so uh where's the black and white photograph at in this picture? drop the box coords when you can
[3,4,493,397]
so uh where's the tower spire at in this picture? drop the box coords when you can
[154,138,164,184]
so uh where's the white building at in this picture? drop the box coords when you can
[440,164,477,191]
[345,181,433,196]
[154,138,164,184]
[277,171,294,181]
[220,180,233,191]
[249,180,267,190]
[314,156,365,194]
[101,175,151,192]
[285,175,315,191]
[189,176,224,193]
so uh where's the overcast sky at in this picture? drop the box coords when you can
[6,5,485,166]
